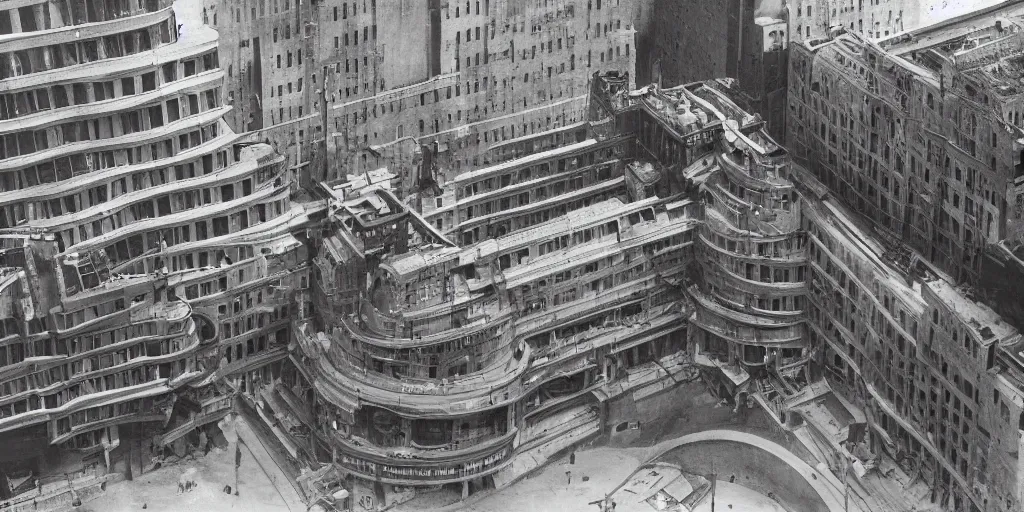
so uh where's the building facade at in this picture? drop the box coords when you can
[787,4,1024,285]
[0,0,318,503]
[289,163,697,504]
[788,5,1024,511]
[203,0,640,198]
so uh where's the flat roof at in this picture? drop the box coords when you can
[926,280,1018,345]
[883,0,1024,56]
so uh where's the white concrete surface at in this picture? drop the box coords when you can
[638,429,859,512]
[692,482,788,512]
[82,445,287,512]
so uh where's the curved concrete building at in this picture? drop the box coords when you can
[687,85,808,404]
[294,154,700,502]
[0,0,313,494]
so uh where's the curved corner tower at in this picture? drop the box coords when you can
[688,84,808,404]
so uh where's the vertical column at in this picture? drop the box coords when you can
[8,8,23,33]
[49,1,66,28]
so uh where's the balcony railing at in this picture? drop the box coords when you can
[335,426,516,467]
[295,323,530,416]
[690,304,804,347]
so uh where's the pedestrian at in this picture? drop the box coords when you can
[566,470,572,485]
[570,451,576,465]
[199,430,209,455]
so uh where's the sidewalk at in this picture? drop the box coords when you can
[82,444,289,512]
[234,415,307,512]
[393,446,645,512]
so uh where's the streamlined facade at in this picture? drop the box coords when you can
[0,0,319,500]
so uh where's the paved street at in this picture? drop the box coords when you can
[82,444,288,512]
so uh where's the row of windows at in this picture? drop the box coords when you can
[702,229,804,260]
[11,124,233,249]
[0,86,220,162]
[459,189,620,245]
[181,262,264,302]
[329,25,377,48]
[56,397,146,438]
[0,19,173,80]
[219,306,289,341]
[509,226,689,301]
[90,197,288,269]
[0,126,231,247]
[459,144,618,198]
[169,246,255,276]
[510,237,686,314]
[459,165,616,224]
[331,0,376,21]
[221,329,286,365]
[486,127,588,165]
[0,51,217,123]
[0,147,230,236]
[1,328,192,401]
[0,0,164,36]
[29,164,260,252]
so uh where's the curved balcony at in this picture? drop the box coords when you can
[67,179,288,254]
[55,289,191,335]
[696,277,804,320]
[716,150,792,193]
[698,232,805,265]
[688,286,800,328]
[698,238,805,274]
[0,318,199,409]
[703,183,801,236]
[108,200,305,277]
[514,273,661,335]
[296,323,530,417]
[333,424,517,469]
[343,304,515,350]
[51,410,166,446]
[0,70,223,139]
[689,299,804,348]
[359,274,502,340]
[0,24,216,93]
[335,434,514,485]
[698,257,806,296]
[0,106,229,173]
[0,376,179,435]
[0,129,241,209]
[527,302,686,368]
[0,7,173,55]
